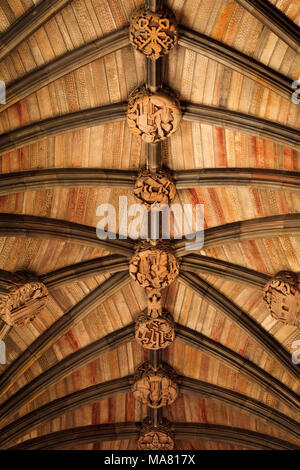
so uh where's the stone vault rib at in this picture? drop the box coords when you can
[0,273,131,402]
[0,323,298,429]
[235,0,300,53]
[0,214,134,256]
[178,271,300,385]
[6,422,298,450]
[1,102,298,155]
[0,0,72,61]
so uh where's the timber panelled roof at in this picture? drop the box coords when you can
[0,0,299,450]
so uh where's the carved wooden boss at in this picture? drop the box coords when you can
[133,362,178,408]
[130,241,178,350]
[129,6,178,60]
[0,272,48,327]
[127,86,182,143]
[138,418,174,450]
[263,271,300,328]
[128,1,181,449]
[134,169,176,210]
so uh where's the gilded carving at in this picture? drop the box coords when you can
[129,241,179,290]
[138,418,174,450]
[135,308,175,350]
[127,86,182,143]
[0,272,48,327]
[132,362,178,408]
[134,169,176,210]
[263,271,300,328]
[129,7,178,60]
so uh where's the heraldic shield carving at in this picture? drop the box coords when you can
[135,308,175,350]
[0,272,48,327]
[129,241,179,290]
[129,7,178,60]
[138,418,174,450]
[132,362,178,408]
[263,271,300,328]
[134,169,176,210]
[127,86,182,143]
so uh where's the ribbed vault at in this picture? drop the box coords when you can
[0,0,299,451]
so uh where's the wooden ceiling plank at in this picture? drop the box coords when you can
[178,271,300,384]
[0,0,72,61]
[179,27,293,99]
[0,273,131,401]
[1,27,130,112]
[6,422,298,450]
[235,0,300,53]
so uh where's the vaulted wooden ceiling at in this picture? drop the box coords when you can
[0,0,299,450]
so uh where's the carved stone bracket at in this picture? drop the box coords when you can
[133,362,178,408]
[138,417,175,450]
[134,168,176,210]
[135,307,175,350]
[127,86,182,143]
[0,272,48,327]
[129,240,179,290]
[129,6,178,60]
[263,271,300,328]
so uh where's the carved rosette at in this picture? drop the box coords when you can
[134,169,176,210]
[138,418,174,450]
[132,362,178,408]
[127,86,182,143]
[129,241,179,290]
[0,272,48,327]
[135,308,175,350]
[129,7,178,60]
[263,271,300,328]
